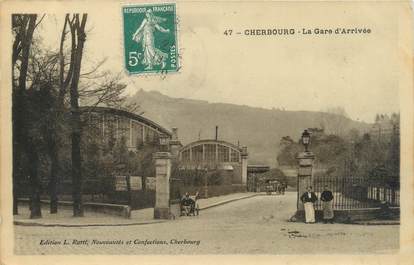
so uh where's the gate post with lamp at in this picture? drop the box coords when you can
[291,129,315,221]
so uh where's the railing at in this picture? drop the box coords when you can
[17,177,156,210]
[312,176,399,210]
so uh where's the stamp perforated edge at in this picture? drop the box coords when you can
[120,2,181,77]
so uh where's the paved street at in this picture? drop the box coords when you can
[14,192,399,255]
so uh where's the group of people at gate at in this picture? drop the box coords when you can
[300,185,334,224]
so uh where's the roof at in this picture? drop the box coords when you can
[247,165,270,173]
[180,139,243,152]
[247,165,270,169]
[79,106,172,137]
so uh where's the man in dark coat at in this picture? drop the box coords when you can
[300,186,318,223]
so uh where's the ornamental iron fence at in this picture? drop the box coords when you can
[312,176,399,210]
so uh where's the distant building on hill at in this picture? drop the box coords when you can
[370,113,399,140]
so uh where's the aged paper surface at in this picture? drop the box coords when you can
[0,0,413,264]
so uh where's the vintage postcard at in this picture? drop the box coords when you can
[0,0,413,265]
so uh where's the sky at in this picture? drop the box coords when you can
[34,1,403,123]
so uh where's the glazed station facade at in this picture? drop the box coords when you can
[178,139,248,185]
[80,106,181,153]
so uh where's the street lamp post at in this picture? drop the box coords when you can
[290,129,315,222]
[301,129,311,152]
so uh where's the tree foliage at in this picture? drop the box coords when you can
[277,114,400,185]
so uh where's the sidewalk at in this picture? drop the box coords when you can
[351,220,400,225]
[13,192,259,227]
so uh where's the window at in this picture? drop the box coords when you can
[118,116,129,143]
[192,145,203,162]
[204,144,216,162]
[218,144,230,162]
[85,113,101,139]
[131,121,143,148]
[145,127,156,144]
[181,149,190,162]
[230,149,240,162]
[104,115,117,145]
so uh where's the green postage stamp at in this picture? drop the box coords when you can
[122,3,178,74]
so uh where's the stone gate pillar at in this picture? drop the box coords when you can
[296,151,315,210]
[153,152,171,219]
[290,151,315,221]
[241,146,248,185]
[169,127,182,159]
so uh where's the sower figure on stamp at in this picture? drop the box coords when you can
[300,186,318,223]
[320,185,334,223]
[132,9,170,70]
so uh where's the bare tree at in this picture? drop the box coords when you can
[13,13,135,218]
[49,13,88,217]
[45,14,75,214]
[48,14,136,215]
[12,14,42,218]
[66,14,88,217]
[24,42,63,215]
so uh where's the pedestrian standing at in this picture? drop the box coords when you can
[320,185,334,223]
[193,191,200,216]
[281,183,286,195]
[300,186,318,223]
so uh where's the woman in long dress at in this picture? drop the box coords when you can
[300,186,318,223]
[132,9,170,70]
[320,185,334,223]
